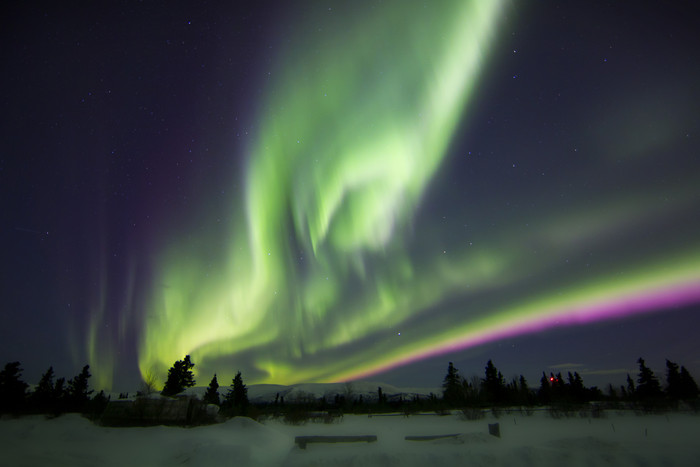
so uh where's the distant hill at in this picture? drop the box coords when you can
[179,381,441,403]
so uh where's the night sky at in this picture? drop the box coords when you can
[2,1,699,393]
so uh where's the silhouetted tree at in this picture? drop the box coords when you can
[0,361,29,414]
[550,372,566,401]
[53,377,66,408]
[538,372,551,404]
[481,360,506,404]
[567,371,586,402]
[588,386,603,400]
[679,366,699,400]
[619,385,628,400]
[223,371,248,415]
[31,366,57,411]
[442,362,463,405]
[161,355,196,396]
[626,373,636,396]
[66,365,93,411]
[377,386,386,405]
[86,390,110,420]
[517,375,531,405]
[665,360,682,401]
[462,377,479,403]
[203,374,220,405]
[636,358,662,400]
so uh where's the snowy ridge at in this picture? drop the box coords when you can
[178,381,441,403]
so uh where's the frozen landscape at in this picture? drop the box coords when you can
[3,2,700,466]
[2,408,698,466]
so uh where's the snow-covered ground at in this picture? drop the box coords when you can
[1,410,698,466]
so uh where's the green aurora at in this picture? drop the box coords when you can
[135,1,505,385]
[109,1,700,389]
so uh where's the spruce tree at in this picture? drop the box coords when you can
[626,373,635,396]
[88,390,110,419]
[54,378,66,401]
[0,361,29,414]
[550,372,566,401]
[32,366,56,411]
[619,385,628,400]
[567,371,586,402]
[223,371,248,415]
[442,362,463,406]
[636,357,662,400]
[679,366,699,399]
[538,372,551,404]
[203,374,220,405]
[66,365,93,411]
[481,360,505,404]
[665,359,682,400]
[161,355,196,396]
[233,371,248,408]
[462,378,477,403]
[518,375,530,405]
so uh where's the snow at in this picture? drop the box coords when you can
[1,410,698,466]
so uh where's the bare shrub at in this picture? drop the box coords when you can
[139,371,159,396]
[283,409,310,425]
[460,408,485,420]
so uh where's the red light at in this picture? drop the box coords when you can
[550,377,554,381]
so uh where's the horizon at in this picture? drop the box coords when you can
[11,352,693,397]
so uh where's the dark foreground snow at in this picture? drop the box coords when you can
[1,410,698,466]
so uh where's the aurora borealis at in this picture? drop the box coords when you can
[2,1,700,392]
[138,0,504,387]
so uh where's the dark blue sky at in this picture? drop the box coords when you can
[2,1,699,392]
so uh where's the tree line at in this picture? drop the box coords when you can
[0,362,106,417]
[441,357,699,410]
[0,355,251,418]
[158,354,250,416]
[1,355,698,419]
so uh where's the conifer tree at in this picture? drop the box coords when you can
[66,365,93,411]
[223,371,248,415]
[203,374,220,405]
[462,378,477,403]
[88,390,110,419]
[0,361,29,414]
[54,377,66,401]
[626,373,635,396]
[518,375,530,404]
[442,362,463,405]
[32,366,56,411]
[665,359,682,400]
[679,366,699,399]
[550,372,566,401]
[481,360,506,404]
[567,371,586,402]
[636,357,662,400]
[161,355,196,396]
[619,385,628,400]
[538,372,551,404]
